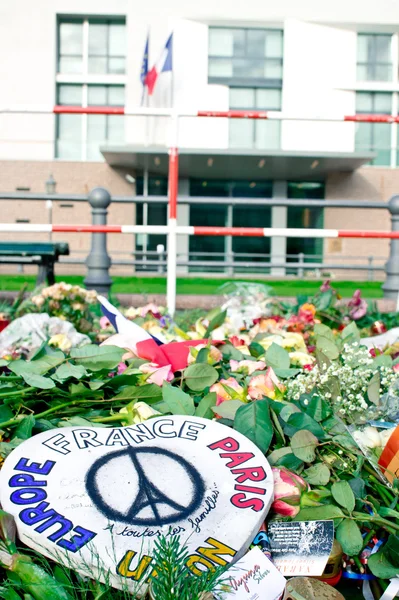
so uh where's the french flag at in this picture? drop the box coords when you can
[146,33,173,96]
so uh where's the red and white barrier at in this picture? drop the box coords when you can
[1,223,398,239]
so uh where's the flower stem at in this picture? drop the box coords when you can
[0,386,35,399]
[90,414,128,424]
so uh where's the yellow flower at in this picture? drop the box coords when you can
[48,334,72,352]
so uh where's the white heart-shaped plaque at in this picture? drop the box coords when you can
[0,416,273,593]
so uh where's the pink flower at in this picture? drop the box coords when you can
[320,279,332,293]
[100,316,112,329]
[348,290,368,320]
[229,336,246,347]
[210,377,245,406]
[117,362,127,375]
[271,467,310,518]
[247,367,285,400]
[140,303,162,319]
[139,363,173,386]
[393,363,399,373]
[230,359,266,375]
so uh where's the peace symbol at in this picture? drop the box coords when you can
[85,447,206,527]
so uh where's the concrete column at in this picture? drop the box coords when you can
[177,178,189,274]
[84,187,112,294]
[271,180,288,276]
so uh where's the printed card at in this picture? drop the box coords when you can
[268,520,334,576]
[217,546,286,600]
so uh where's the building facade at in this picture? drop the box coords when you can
[1,0,399,279]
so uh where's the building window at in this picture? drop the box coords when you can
[56,84,125,160]
[209,27,283,150]
[229,87,281,149]
[357,34,393,82]
[58,18,126,75]
[355,92,392,166]
[209,28,283,85]
[56,17,126,160]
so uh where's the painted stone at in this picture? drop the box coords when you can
[0,415,273,593]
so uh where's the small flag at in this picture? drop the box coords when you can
[146,33,173,96]
[140,33,149,86]
[98,295,162,346]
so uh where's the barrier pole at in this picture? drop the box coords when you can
[166,113,179,316]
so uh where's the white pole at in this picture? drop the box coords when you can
[166,113,179,316]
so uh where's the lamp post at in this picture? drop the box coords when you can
[45,174,56,241]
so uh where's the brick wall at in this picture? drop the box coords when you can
[0,160,136,276]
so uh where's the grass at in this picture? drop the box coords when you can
[0,274,384,298]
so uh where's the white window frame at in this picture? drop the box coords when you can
[56,16,126,161]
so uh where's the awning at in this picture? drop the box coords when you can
[101,145,375,181]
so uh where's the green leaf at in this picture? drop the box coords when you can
[274,368,301,379]
[220,344,244,361]
[314,323,336,343]
[372,354,393,369]
[234,400,273,454]
[0,405,13,422]
[336,519,363,555]
[21,373,55,390]
[162,382,195,416]
[315,336,339,360]
[204,309,227,338]
[341,321,360,343]
[348,477,366,500]
[315,288,334,311]
[384,535,399,568]
[267,447,292,466]
[212,400,245,420]
[304,394,332,422]
[70,345,125,371]
[196,347,210,364]
[368,552,399,579]
[53,363,87,381]
[275,453,304,471]
[9,352,65,376]
[331,481,355,512]
[195,392,216,419]
[287,412,326,439]
[265,343,290,370]
[113,383,162,404]
[290,430,318,462]
[303,463,330,485]
[13,415,35,440]
[184,364,218,392]
[295,504,344,526]
[249,342,265,358]
[368,371,381,405]
[280,404,301,422]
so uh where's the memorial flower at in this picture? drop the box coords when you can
[187,344,223,365]
[348,289,368,320]
[247,368,285,400]
[210,377,246,406]
[139,363,174,386]
[271,467,310,517]
[297,302,317,324]
[229,359,266,375]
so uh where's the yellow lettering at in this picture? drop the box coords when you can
[197,537,236,566]
[186,555,215,576]
[116,550,153,581]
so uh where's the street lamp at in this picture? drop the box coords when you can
[45,174,57,194]
[45,174,56,241]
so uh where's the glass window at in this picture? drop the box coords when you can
[59,21,83,73]
[355,92,392,166]
[229,87,281,149]
[88,21,126,74]
[209,27,283,84]
[58,18,126,75]
[357,33,393,82]
[286,182,325,272]
[56,84,125,160]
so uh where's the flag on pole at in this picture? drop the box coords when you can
[146,33,173,96]
[140,33,150,105]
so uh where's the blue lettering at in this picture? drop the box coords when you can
[10,488,47,505]
[14,457,55,475]
[9,474,47,488]
[58,526,97,552]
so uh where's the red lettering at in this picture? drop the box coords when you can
[208,437,239,452]
[220,452,254,468]
[234,484,266,496]
[231,466,266,483]
[231,493,264,512]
